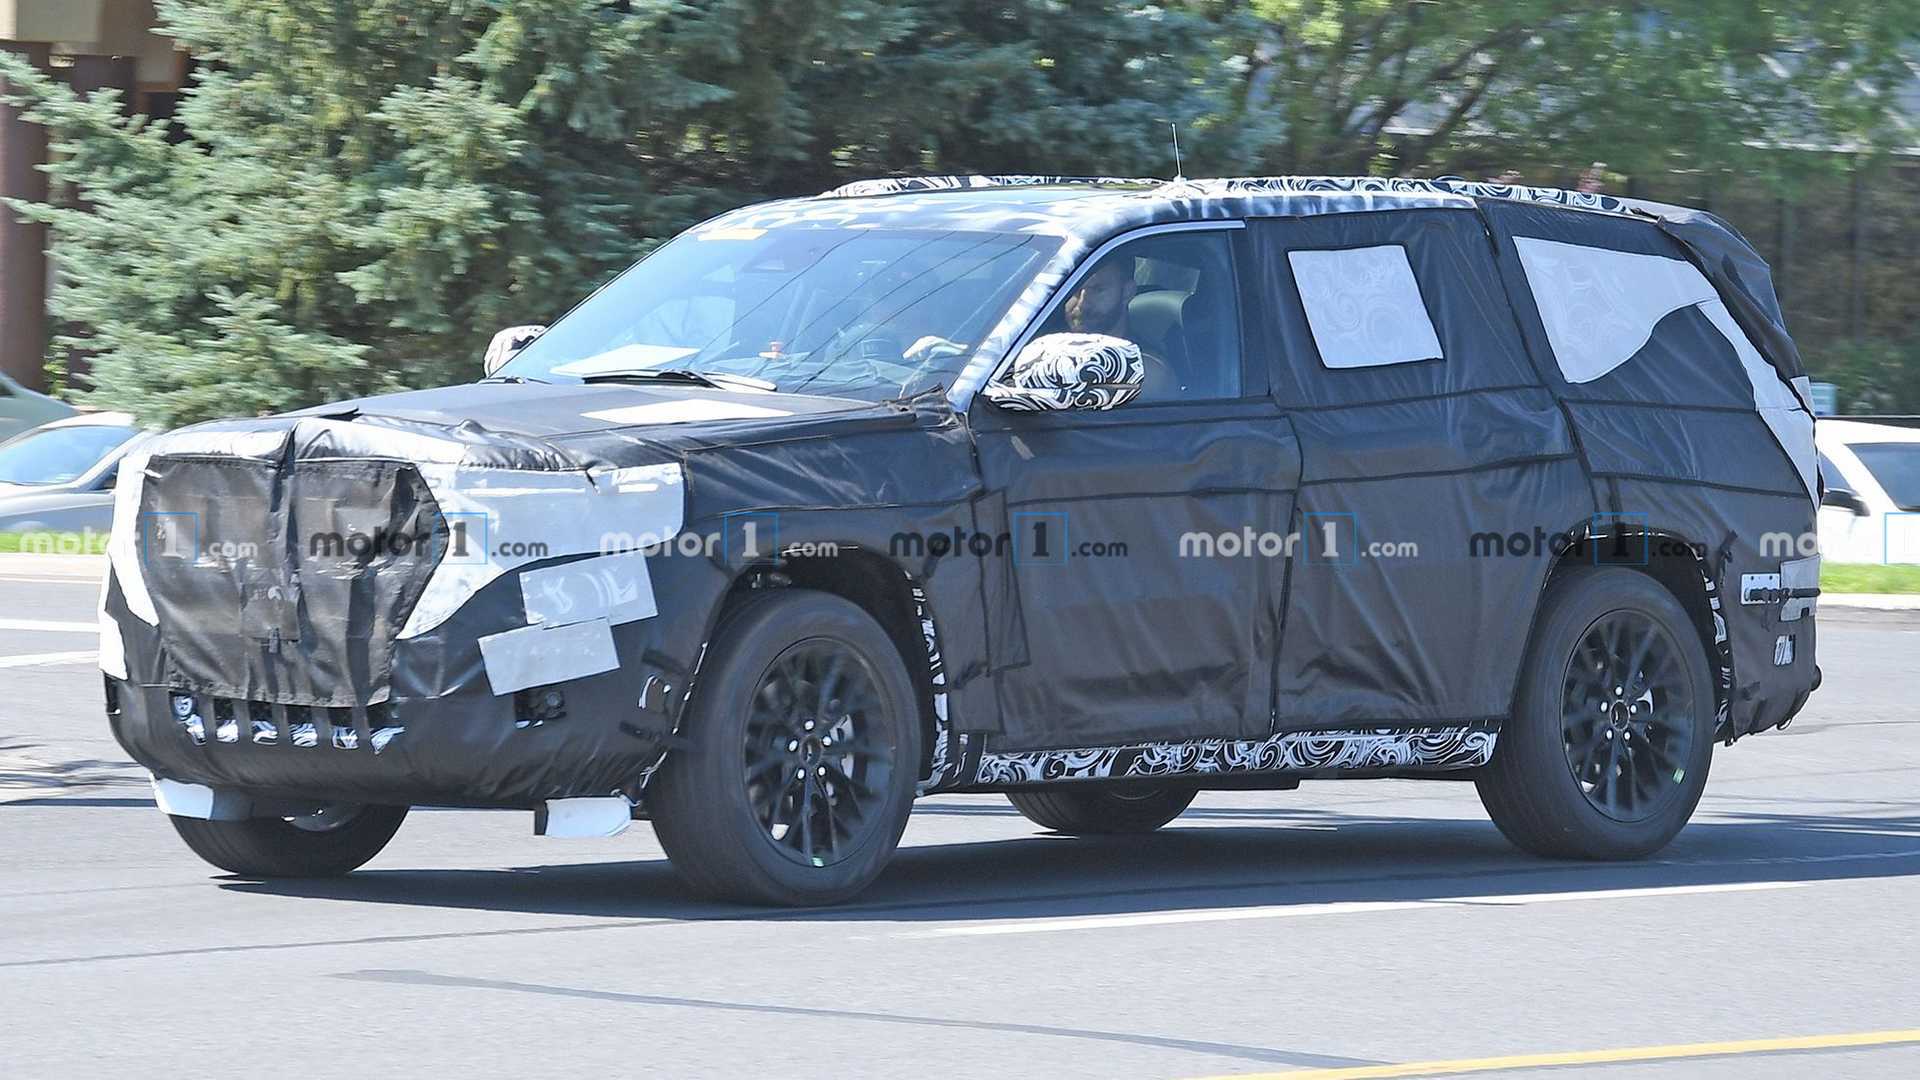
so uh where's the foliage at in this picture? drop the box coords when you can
[0,0,1230,426]
[0,1,1917,426]
[1224,1,1919,179]
[1808,338,1920,415]
[1822,563,1920,591]
[0,531,112,555]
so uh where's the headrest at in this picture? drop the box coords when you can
[1128,290,1186,346]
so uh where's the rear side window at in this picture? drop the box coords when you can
[1287,245,1442,369]
[1512,237,1719,384]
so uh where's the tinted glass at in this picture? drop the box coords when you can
[1040,231,1243,402]
[0,424,136,485]
[501,227,1057,402]
[1851,442,1920,511]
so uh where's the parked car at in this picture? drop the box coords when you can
[104,175,1820,905]
[0,412,151,535]
[0,371,75,442]
[1817,418,1920,564]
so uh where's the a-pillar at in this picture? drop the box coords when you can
[0,41,51,391]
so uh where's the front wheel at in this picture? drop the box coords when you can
[1008,782,1198,835]
[170,803,407,877]
[1477,566,1715,859]
[648,590,922,906]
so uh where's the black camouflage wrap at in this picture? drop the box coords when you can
[103,176,1817,810]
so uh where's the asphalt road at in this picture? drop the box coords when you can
[4,564,1919,1079]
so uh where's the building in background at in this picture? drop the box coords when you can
[1,1,182,393]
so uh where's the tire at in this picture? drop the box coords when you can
[1478,566,1715,860]
[1008,782,1198,835]
[169,803,407,877]
[648,589,922,906]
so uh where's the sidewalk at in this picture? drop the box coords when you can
[0,553,107,582]
[1820,593,1920,610]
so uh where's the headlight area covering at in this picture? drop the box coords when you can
[101,414,685,710]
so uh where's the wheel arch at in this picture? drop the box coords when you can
[713,549,953,786]
[1541,526,1733,738]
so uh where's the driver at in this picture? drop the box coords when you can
[1043,256,1178,398]
[1059,257,1136,338]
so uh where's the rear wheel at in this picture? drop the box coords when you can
[1478,566,1714,859]
[1008,782,1198,835]
[649,590,922,906]
[170,803,407,877]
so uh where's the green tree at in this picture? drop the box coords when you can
[1224,1,1919,180]
[0,0,1230,427]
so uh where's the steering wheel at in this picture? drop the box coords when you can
[1136,350,1180,401]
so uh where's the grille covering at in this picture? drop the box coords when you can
[139,455,447,707]
[169,692,404,753]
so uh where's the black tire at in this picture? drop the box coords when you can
[169,803,407,877]
[648,590,922,906]
[1007,782,1198,835]
[1478,566,1715,860]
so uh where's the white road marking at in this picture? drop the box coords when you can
[0,650,99,669]
[0,618,99,633]
[912,880,1808,938]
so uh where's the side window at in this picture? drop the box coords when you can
[1253,212,1539,408]
[1288,245,1443,369]
[1041,231,1243,402]
[1511,237,1719,384]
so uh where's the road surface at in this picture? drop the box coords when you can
[4,561,1917,1078]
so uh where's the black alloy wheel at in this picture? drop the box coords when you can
[1559,610,1698,822]
[1477,566,1715,860]
[649,590,921,905]
[744,640,899,868]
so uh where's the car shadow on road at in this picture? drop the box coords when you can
[221,805,1920,924]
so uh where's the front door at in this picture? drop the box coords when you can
[968,225,1299,750]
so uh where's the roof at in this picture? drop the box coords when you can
[703,175,1720,248]
[1818,419,1920,445]
[820,173,1664,214]
[697,174,1690,250]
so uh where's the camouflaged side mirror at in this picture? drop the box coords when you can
[483,325,548,376]
[982,333,1145,411]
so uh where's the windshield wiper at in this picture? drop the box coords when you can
[579,368,777,393]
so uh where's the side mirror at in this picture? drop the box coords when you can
[1821,486,1869,516]
[483,325,548,376]
[981,333,1144,412]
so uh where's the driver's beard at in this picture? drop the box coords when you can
[1070,307,1126,338]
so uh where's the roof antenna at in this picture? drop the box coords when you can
[1169,122,1185,181]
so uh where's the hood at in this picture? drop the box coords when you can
[296,380,885,441]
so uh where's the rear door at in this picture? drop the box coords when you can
[1249,208,1588,728]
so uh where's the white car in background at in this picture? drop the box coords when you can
[0,371,75,441]
[0,411,152,535]
[1818,419,1920,564]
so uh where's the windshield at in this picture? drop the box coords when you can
[1851,442,1920,511]
[499,226,1058,401]
[0,424,135,486]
